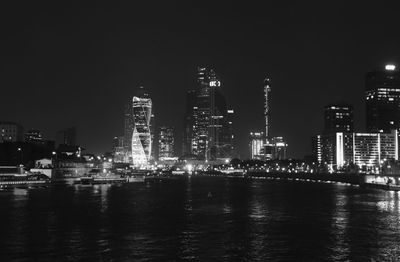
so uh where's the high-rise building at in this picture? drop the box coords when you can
[131,86,153,166]
[249,132,264,159]
[324,104,354,133]
[183,67,234,160]
[123,102,133,155]
[158,126,174,160]
[366,64,400,133]
[25,129,43,143]
[113,136,125,163]
[196,67,214,159]
[183,89,198,156]
[0,121,24,143]
[271,136,288,160]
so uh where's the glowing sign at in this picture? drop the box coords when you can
[209,81,220,87]
[385,64,396,71]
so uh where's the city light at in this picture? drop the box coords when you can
[385,64,396,71]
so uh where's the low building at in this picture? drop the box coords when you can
[317,130,398,172]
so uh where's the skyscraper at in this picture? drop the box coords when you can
[183,67,234,160]
[271,136,288,160]
[324,103,354,133]
[183,89,198,156]
[131,86,153,166]
[113,136,125,163]
[366,64,400,133]
[196,67,213,159]
[123,102,134,155]
[158,126,174,160]
[249,132,264,159]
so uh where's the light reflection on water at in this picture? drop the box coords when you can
[0,177,400,261]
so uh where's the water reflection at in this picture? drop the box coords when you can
[0,178,400,261]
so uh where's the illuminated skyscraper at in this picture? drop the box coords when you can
[249,132,264,159]
[113,136,125,163]
[183,89,198,156]
[131,86,153,166]
[366,64,400,133]
[324,103,354,133]
[271,136,288,160]
[158,126,174,160]
[183,67,234,160]
[124,102,134,155]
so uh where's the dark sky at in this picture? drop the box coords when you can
[2,1,400,158]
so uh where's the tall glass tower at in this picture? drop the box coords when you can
[183,67,234,160]
[131,86,153,166]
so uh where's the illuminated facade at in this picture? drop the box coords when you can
[271,136,288,160]
[124,102,134,156]
[131,87,153,166]
[158,126,174,160]
[250,132,264,159]
[183,67,234,160]
[183,89,198,156]
[113,136,125,163]
[324,104,354,133]
[263,77,273,159]
[366,64,400,133]
[317,130,399,172]
[25,129,43,143]
[264,77,271,141]
[0,122,24,143]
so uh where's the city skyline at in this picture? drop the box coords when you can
[2,2,400,158]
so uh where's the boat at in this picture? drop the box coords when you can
[0,173,51,188]
[80,174,126,185]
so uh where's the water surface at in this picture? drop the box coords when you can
[0,177,399,261]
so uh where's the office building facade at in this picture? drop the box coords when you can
[324,104,354,133]
[0,121,24,143]
[366,64,400,133]
[25,129,43,143]
[317,130,398,172]
[250,132,264,160]
[271,136,288,160]
[158,126,174,160]
[183,67,234,160]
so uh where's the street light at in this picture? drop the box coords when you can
[17,147,23,165]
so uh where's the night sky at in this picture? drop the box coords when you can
[2,1,400,158]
